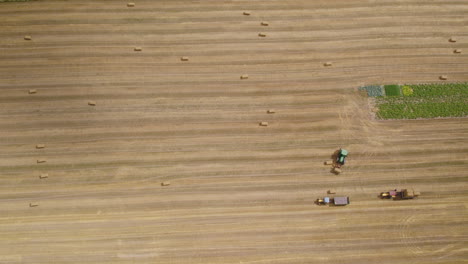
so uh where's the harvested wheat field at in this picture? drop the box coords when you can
[0,0,467,263]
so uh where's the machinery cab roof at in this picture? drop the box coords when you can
[340,149,348,156]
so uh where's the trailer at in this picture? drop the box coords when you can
[316,196,350,206]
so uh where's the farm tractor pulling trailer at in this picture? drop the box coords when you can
[379,189,420,200]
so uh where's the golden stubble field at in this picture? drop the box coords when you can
[0,0,467,263]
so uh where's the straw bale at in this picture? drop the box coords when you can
[161,181,171,186]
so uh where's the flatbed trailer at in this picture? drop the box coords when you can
[316,196,350,206]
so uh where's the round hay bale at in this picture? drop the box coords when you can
[333,167,342,174]
[161,181,171,186]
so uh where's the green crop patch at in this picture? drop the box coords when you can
[384,84,401,96]
[358,85,384,97]
[375,83,468,119]
[402,85,413,96]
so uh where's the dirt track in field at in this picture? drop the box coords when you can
[0,1,467,263]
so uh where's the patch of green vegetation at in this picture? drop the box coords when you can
[384,84,401,96]
[407,83,467,98]
[359,85,383,97]
[376,83,468,119]
[402,85,413,96]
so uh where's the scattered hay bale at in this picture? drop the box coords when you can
[39,173,48,179]
[28,89,37,94]
[258,33,267,37]
[243,11,251,16]
[37,159,46,163]
[29,203,39,207]
[181,56,189,61]
[454,49,462,54]
[161,181,171,186]
[449,37,457,42]
[134,47,142,51]
[36,144,45,149]
[324,62,333,66]
[240,74,249,79]
[24,36,32,40]
[267,109,275,114]
[333,167,342,174]
[127,2,135,7]
[324,160,333,165]
[259,121,269,126]
[261,21,269,26]
[327,190,336,194]
[88,101,96,106]
[439,75,448,80]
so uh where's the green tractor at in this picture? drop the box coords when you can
[335,149,348,168]
[324,148,348,174]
